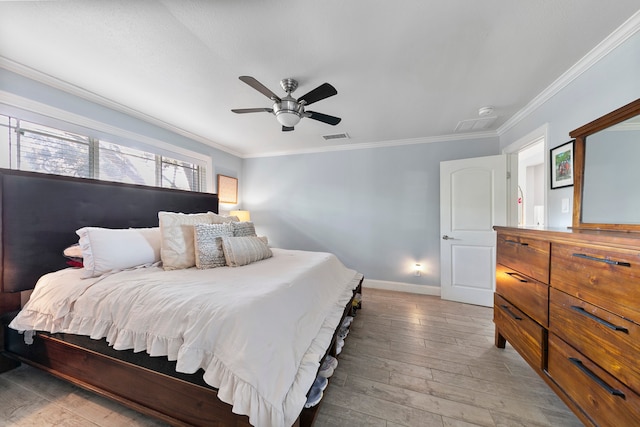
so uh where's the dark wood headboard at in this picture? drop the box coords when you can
[0,168,219,296]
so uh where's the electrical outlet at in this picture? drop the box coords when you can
[414,263,421,276]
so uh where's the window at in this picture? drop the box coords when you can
[14,121,91,178]
[1,116,204,192]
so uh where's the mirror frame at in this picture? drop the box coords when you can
[569,97,640,231]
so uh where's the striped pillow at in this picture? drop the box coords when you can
[221,236,272,267]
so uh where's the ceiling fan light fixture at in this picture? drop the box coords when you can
[232,76,340,131]
[275,110,302,127]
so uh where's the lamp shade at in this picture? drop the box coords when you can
[230,210,251,222]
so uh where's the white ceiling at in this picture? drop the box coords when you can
[1,1,639,158]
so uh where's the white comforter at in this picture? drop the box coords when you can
[10,248,361,427]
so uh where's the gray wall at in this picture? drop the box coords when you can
[243,137,499,286]
[499,31,640,228]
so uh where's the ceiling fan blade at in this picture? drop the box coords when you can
[298,83,337,105]
[239,76,281,102]
[282,126,295,132]
[231,108,273,114]
[307,111,341,126]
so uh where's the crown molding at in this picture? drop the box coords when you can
[497,10,640,136]
[0,57,243,159]
[2,9,638,160]
[243,131,498,159]
[1,54,497,160]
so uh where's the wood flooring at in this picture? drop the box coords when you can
[0,288,582,426]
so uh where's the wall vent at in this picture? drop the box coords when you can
[322,133,350,141]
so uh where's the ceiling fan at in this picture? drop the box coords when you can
[231,76,341,132]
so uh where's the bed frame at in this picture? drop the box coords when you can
[0,168,361,427]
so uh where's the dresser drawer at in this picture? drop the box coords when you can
[548,334,640,427]
[496,263,548,326]
[494,293,545,371]
[496,233,550,283]
[550,242,640,323]
[549,288,640,393]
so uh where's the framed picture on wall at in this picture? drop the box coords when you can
[217,174,238,204]
[550,140,575,189]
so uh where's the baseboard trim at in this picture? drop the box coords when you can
[363,279,441,296]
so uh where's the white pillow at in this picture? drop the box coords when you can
[158,211,216,270]
[221,236,272,267]
[76,227,161,278]
[193,223,234,269]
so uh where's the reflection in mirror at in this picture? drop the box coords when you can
[582,115,640,224]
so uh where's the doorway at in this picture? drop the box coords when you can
[504,124,548,227]
[517,139,545,226]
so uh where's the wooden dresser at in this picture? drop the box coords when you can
[494,226,640,427]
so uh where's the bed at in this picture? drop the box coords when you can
[0,168,362,427]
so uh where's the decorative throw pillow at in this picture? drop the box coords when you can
[158,211,216,270]
[76,227,161,278]
[208,212,240,224]
[221,236,272,267]
[194,223,234,269]
[231,221,257,237]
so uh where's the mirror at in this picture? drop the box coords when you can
[570,98,640,231]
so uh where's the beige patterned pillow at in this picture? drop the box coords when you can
[221,236,272,267]
[231,221,257,237]
[158,211,216,270]
[194,223,233,269]
[208,212,239,224]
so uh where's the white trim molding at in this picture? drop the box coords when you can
[363,279,441,296]
[0,57,242,159]
[498,10,640,136]
[2,9,638,160]
[244,131,498,159]
[1,56,498,160]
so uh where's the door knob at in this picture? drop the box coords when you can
[442,235,452,240]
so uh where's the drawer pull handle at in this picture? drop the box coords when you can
[568,357,626,399]
[506,272,528,283]
[570,306,629,333]
[505,239,529,246]
[500,304,522,321]
[572,253,631,267]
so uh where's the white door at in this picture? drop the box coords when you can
[440,155,509,307]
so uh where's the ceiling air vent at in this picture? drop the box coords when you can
[322,133,350,141]
[454,116,497,132]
